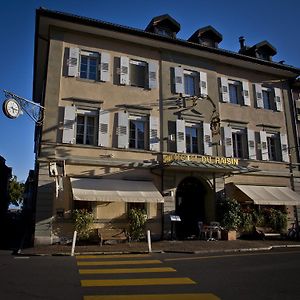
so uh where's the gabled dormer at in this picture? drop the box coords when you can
[188,26,223,48]
[145,14,180,38]
[239,37,277,61]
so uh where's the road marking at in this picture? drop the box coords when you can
[77,254,151,259]
[81,277,196,287]
[79,267,176,274]
[83,293,220,300]
[14,256,30,259]
[77,260,162,266]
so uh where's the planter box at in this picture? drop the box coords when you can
[221,230,237,241]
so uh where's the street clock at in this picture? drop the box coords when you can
[2,98,21,119]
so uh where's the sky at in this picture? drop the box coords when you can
[1,0,300,182]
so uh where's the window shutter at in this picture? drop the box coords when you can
[117,111,129,148]
[67,47,80,77]
[255,84,264,108]
[100,52,110,82]
[98,110,110,147]
[274,88,283,112]
[220,77,229,102]
[242,81,251,106]
[222,127,233,157]
[200,71,208,97]
[148,61,158,89]
[62,106,76,144]
[247,129,256,159]
[176,119,186,153]
[120,56,130,85]
[260,131,269,161]
[174,67,184,94]
[149,116,159,151]
[203,123,212,155]
[280,133,289,162]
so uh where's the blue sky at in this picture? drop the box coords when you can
[1,0,300,181]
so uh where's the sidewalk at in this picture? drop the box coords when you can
[18,238,300,256]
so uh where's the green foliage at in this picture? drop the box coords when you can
[261,208,287,231]
[9,175,24,206]
[128,208,147,241]
[218,198,242,230]
[241,211,255,233]
[73,209,94,240]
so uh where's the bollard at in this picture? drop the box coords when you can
[71,230,77,256]
[147,230,152,253]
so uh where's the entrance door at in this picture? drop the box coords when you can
[176,177,206,239]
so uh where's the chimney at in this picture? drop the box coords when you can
[239,36,246,50]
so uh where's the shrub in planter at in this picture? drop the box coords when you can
[73,209,94,241]
[128,208,147,241]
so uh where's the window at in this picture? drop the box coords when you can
[228,80,242,104]
[232,129,248,158]
[262,89,272,110]
[130,60,147,88]
[267,133,281,161]
[76,110,97,145]
[185,125,201,154]
[80,52,98,80]
[156,27,173,37]
[129,115,148,150]
[184,70,198,96]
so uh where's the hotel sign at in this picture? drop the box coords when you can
[163,153,239,166]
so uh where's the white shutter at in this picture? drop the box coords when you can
[255,84,264,108]
[220,77,229,102]
[174,67,184,94]
[280,133,289,162]
[98,110,110,147]
[247,129,256,159]
[149,116,159,151]
[62,106,76,144]
[260,131,269,161]
[274,88,283,112]
[200,71,208,97]
[120,56,130,85]
[100,52,110,82]
[117,111,129,148]
[67,47,80,77]
[148,61,158,89]
[222,127,233,157]
[242,81,251,106]
[176,119,186,153]
[203,123,212,155]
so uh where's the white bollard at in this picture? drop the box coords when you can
[71,230,77,256]
[147,230,152,253]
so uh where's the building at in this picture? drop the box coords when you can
[33,8,300,244]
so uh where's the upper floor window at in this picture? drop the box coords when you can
[76,110,98,145]
[228,80,243,104]
[80,52,98,80]
[184,70,198,96]
[156,27,173,38]
[266,133,281,161]
[185,124,201,153]
[262,88,272,110]
[129,115,148,150]
[232,128,248,159]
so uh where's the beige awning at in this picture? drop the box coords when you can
[70,178,164,203]
[235,185,300,206]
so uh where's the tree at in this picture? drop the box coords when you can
[8,176,24,206]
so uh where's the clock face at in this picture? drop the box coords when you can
[2,98,21,119]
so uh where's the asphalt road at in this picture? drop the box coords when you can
[1,249,300,300]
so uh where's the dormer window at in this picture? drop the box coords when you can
[155,27,173,38]
[188,26,223,48]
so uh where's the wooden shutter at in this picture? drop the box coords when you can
[149,116,159,151]
[255,84,264,108]
[117,111,129,148]
[67,47,80,77]
[176,119,186,153]
[247,129,256,159]
[280,133,289,162]
[220,77,229,102]
[174,67,184,94]
[274,88,283,112]
[242,81,251,106]
[120,56,130,85]
[62,106,76,144]
[222,127,233,157]
[203,123,212,155]
[200,71,208,97]
[260,131,269,161]
[98,110,110,147]
[148,61,158,89]
[100,52,110,82]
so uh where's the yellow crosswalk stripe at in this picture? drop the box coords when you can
[81,277,196,287]
[83,293,220,300]
[76,254,151,259]
[77,260,162,266]
[79,267,176,274]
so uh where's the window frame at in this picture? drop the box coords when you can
[130,59,147,88]
[79,51,99,81]
[128,115,149,150]
[262,87,273,110]
[231,128,248,159]
[185,122,202,154]
[228,80,243,105]
[266,132,281,161]
[183,70,199,96]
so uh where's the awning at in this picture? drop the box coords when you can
[70,178,164,203]
[235,184,300,206]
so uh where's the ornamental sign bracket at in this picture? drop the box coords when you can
[2,89,45,125]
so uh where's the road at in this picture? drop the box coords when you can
[0,249,300,299]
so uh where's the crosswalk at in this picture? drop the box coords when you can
[76,254,220,300]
